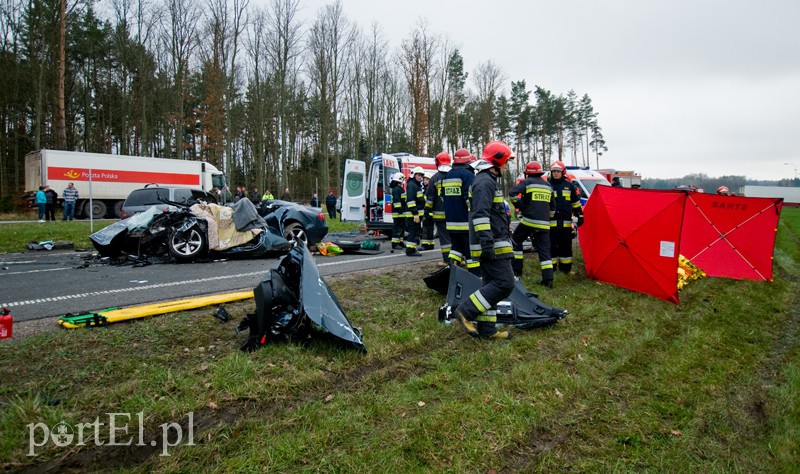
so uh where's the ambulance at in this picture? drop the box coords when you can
[563,166,611,207]
[340,153,436,235]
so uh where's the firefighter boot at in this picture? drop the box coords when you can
[539,279,554,289]
[454,308,478,338]
[478,321,513,340]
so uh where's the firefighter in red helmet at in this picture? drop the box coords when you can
[424,152,452,264]
[717,185,731,196]
[548,161,583,274]
[453,141,515,340]
[508,161,555,287]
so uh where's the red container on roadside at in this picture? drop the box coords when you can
[0,308,12,339]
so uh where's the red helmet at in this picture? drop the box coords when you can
[481,141,513,168]
[453,148,472,164]
[550,161,566,173]
[525,161,544,176]
[717,185,730,195]
[435,152,452,167]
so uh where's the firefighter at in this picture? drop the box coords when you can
[405,166,426,257]
[508,161,555,287]
[548,161,583,274]
[443,148,477,273]
[389,172,407,250]
[424,152,452,264]
[717,185,731,196]
[420,171,436,251]
[453,141,515,340]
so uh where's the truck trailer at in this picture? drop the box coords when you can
[25,149,226,218]
[741,185,800,207]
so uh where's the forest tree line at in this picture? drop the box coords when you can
[0,0,608,210]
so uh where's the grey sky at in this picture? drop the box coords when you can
[295,0,800,180]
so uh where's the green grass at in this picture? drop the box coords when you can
[0,208,798,472]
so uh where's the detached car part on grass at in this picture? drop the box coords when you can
[425,265,570,329]
[237,243,366,353]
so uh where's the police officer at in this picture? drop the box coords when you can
[425,152,452,265]
[453,141,515,340]
[442,148,477,272]
[389,173,407,250]
[508,161,555,287]
[548,161,583,274]
[405,167,426,257]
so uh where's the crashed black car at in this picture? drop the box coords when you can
[90,199,296,263]
[257,199,328,247]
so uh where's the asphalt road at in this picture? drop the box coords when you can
[0,246,441,323]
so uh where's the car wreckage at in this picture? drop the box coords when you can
[424,265,570,329]
[89,198,316,263]
[237,243,366,352]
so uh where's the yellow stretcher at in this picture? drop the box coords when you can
[58,290,254,328]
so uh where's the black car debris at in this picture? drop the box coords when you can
[89,197,324,263]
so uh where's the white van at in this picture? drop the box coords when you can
[563,166,611,206]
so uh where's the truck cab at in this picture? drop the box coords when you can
[340,153,436,235]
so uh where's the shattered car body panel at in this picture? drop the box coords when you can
[425,265,569,329]
[238,243,366,352]
[258,200,328,247]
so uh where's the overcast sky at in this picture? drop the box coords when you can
[292,0,800,181]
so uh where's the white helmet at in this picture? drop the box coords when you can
[423,171,433,179]
[411,166,425,176]
[390,172,406,184]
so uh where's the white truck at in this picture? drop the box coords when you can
[25,149,226,218]
[741,185,800,207]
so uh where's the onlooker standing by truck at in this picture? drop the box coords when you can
[36,186,47,222]
[62,182,79,221]
[325,190,337,219]
[44,185,58,222]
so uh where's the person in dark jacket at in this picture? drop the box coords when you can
[420,171,436,250]
[453,141,515,340]
[280,188,291,201]
[250,188,262,204]
[389,173,407,249]
[44,185,58,221]
[310,193,320,207]
[404,167,425,256]
[425,152,452,264]
[548,161,583,274]
[442,148,476,272]
[325,190,337,219]
[508,161,555,287]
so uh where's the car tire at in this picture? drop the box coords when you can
[283,222,307,247]
[167,226,207,263]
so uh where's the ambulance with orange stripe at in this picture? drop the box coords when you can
[340,153,436,235]
[24,149,226,219]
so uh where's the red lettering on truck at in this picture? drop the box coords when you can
[47,167,201,186]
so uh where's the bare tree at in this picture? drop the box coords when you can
[472,60,506,144]
[399,20,437,155]
[265,0,301,191]
[160,0,201,159]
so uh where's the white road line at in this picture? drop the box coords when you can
[0,251,435,307]
[0,267,73,276]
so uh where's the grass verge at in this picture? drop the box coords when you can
[0,209,797,472]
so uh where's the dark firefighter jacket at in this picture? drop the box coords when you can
[508,176,555,231]
[424,171,447,220]
[469,169,513,260]
[406,177,425,218]
[442,164,474,232]
[390,183,406,218]
[548,176,582,227]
